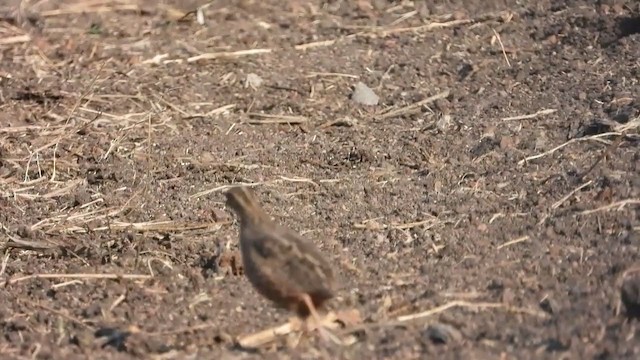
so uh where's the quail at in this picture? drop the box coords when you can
[224,186,338,337]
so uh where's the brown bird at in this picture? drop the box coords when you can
[224,185,337,335]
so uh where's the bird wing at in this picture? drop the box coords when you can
[248,227,334,294]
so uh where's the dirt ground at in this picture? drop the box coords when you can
[1,0,639,358]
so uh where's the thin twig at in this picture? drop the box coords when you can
[245,113,309,125]
[496,235,530,249]
[519,132,621,165]
[342,300,547,335]
[26,300,94,330]
[187,49,272,62]
[577,133,625,180]
[51,62,106,182]
[0,35,31,45]
[190,182,266,199]
[492,28,510,67]
[379,19,472,36]
[502,109,557,121]
[236,309,360,349]
[378,90,450,119]
[395,300,546,322]
[580,199,640,215]
[1,273,152,287]
[0,251,9,277]
[551,180,593,210]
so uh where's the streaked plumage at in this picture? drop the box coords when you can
[224,186,335,318]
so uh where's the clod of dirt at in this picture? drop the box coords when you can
[73,188,92,207]
[211,208,229,222]
[4,318,29,332]
[537,338,570,353]
[95,325,172,356]
[470,135,500,158]
[95,326,133,351]
[617,16,640,39]
[436,114,454,132]
[245,73,263,89]
[70,331,94,349]
[15,225,33,238]
[82,303,102,318]
[423,322,463,345]
[539,296,560,315]
[351,82,379,106]
[621,273,640,319]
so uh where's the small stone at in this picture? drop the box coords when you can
[534,132,548,150]
[351,82,379,106]
[436,114,453,132]
[211,208,228,222]
[245,73,263,89]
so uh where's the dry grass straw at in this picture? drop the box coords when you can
[491,28,511,67]
[245,113,309,125]
[179,16,476,57]
[190,177,338,199]
[27,300,95,330]
[187,48,272,62]
[0,34,31,45]
[39,0,142,17]
[0,16,30,45]
[0,4,612,352]
[502,108,557,121]
[237,309,362,349]
[519,116,640,165]
[2,231,59,252]
[526,116,640,220]
[551,180,594,210]
[377,90,450,120]
[496,235,530,249]
[353,216,445,231]
[44,219,227,235]
[341,299,548,337]
[0,65,128,239]
[0,272,152,287]
[134,9,514,64]
[0,62,223,236]
[580,199,640,216]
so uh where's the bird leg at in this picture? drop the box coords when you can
[300,294,343,345]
